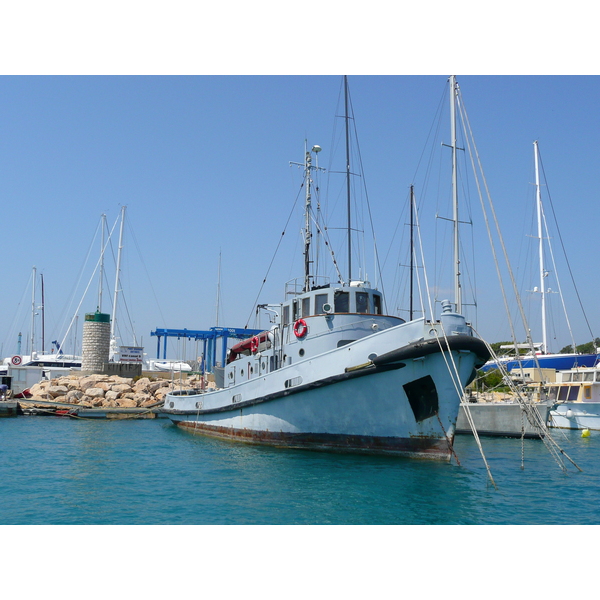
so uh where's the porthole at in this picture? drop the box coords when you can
[232,394,242,403]
[299,348,305,357]
[228,371,234,380]
[240,369,245,376]
[169,402,174,408]
[195,401,203,409]
[250,366,254,374]
[261,362,266,370]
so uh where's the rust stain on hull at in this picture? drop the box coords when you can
[176,421,453,460]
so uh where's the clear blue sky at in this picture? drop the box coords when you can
[1,5,599,360]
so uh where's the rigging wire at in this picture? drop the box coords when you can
[244,181,303,327]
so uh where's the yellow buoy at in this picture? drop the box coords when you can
[582,429,591,438]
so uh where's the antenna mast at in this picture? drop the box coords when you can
[291,143,323,292]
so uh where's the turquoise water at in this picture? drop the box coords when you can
[1,415,599,525]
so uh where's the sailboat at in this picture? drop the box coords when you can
[481,141,599,373]
[1,267,81,375]
[161,77,490,459]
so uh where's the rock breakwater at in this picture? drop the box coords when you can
[27,374,212,408]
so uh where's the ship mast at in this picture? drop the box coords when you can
[534,140,547,353]
[344,75,352,284]
[450,75,461,313]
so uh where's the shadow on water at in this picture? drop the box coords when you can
[2,418,599,524]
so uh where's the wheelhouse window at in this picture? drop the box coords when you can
[356,292,369,314]
[373,293,382,315]
[302,297,310,318]
[334,291,349,313]
[315,293,328,314]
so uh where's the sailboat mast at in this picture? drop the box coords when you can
[111,206,126,342]
[31,266,36,355]
[41,273,45,353]
[98,213,106,312]
[344,75,352,284]
[410,185,414,321]
[534,140,547,353]
[450,75,461,313]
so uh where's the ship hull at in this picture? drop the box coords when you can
[162,333,490,460]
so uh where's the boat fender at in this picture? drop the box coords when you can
[293,319,308,338]
[250,336,259,353]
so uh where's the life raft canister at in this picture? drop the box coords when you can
[250,336,259,353]
[293,319,308,338]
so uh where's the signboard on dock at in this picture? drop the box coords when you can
[119,346,143,363]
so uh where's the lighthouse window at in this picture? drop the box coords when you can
[373,294,382,315]
[356,292,369,314]
[315,294,328,314]
[334,291,350,313]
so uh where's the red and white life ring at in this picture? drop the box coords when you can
[11,355,22,366]
[293,319,308,338]
[250,336,259,353]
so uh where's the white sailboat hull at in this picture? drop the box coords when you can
[550,403,600,430]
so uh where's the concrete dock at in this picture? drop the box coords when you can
[456,401,550,438]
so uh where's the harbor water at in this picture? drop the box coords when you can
[2,416,600,525]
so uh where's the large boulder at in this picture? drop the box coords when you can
[85,387,105,399]
[117,397,138,408]
[47,385,69,398]
[66,389,84,403]
[111,384,133,395]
